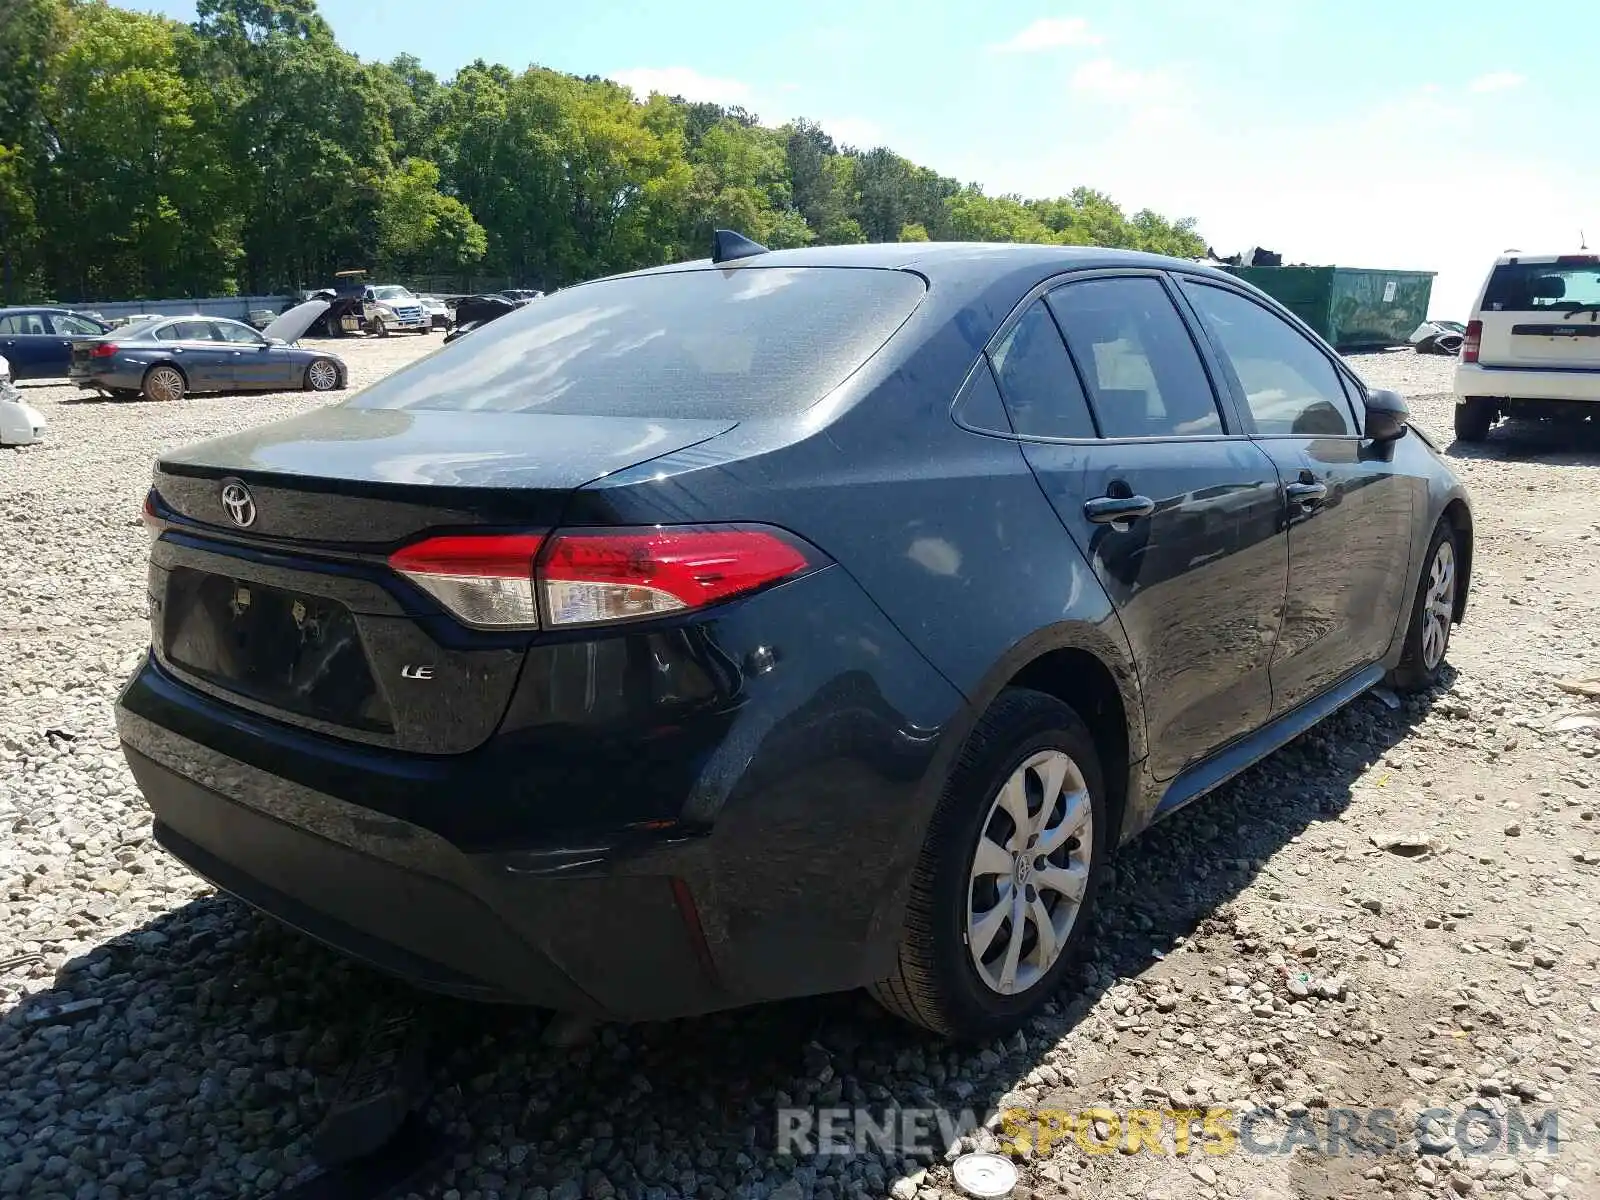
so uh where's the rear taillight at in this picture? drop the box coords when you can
[387,525,819,630]
[541,527,814,627]
[141,490,164,539]
[90,342,119,359]
[389,533,545,628]
[1462,319,1482,363]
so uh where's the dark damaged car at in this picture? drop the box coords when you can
[118,237,1472,1039]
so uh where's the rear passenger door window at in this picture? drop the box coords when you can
[1180,282,1356,437]
[987,299,1096,439]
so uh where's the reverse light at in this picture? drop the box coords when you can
[386,525,819,630]
[389,533,545,629]
[141,491,164,539]
[90,342,119,359]
[540,526,815,627]
[1462,319,1482,363]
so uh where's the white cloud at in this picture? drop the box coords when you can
[990,17,1101,54]
[1070,59,1179,104]
[1470,71,1526,94]
[609,67,752,107]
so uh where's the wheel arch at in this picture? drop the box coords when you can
[143,359,188,386]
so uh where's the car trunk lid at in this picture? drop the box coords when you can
[147,405,735,752]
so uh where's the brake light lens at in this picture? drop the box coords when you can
[387,525,819,629]
[90,342,119,359]
[541,527,814,627]
[389,533,545,628]
[1462,319,1482,363]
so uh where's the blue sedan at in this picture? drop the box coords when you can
[68,309,346,401]
[0,307,112,380]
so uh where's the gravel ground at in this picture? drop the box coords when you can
[3,341,1599,1200]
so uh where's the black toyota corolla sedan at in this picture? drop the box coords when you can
[118,238,1472,1039]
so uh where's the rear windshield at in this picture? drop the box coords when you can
[1482,261,1600,312]
[346,266,926,420]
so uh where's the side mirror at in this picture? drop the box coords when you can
[1363,387,1409,442]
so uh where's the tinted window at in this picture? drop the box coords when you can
[213,321,263,344]
[167,320,215,342]
[0,313,48,335]
[1047,278,1222,439]
[1182,282,1355,436]
[953,361,1013,435]
[1482,261,1600,311]
[988,300,1095,438]
[154,324,182,342]
[349,267,926,419]
[51,314,103,335]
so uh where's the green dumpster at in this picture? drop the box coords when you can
[1221,266,1435,350]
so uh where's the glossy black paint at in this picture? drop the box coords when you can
[118,242,1472,1017]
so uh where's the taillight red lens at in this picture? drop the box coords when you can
[386,525,818,629]
[1462,319,1482,363]
[388,533,545,628]
[90,342,118,359]
[141,491,163,538]
[540,526,814,627]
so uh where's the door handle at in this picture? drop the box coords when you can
[1084,494,1156,524]
[1285,481,1327,506]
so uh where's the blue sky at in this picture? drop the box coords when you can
[142,0,1598,317]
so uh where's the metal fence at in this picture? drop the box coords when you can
[71,295,292,324]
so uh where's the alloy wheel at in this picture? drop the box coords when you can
[307,361,338,391]
[146,367,183,402]
[1421,539,1456,670]
[966,749,1093,996]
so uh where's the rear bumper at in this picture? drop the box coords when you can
[1455,362,1600,403]
[116,567,964,1017]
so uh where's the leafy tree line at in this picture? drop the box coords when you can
[0,0,1208,303]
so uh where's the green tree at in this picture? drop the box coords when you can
[898,221,929,242]
[376,157,486,272]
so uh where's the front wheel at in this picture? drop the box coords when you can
[1454,397,1496,443]
[1386,520,1459,693]
[871,688,1108,1039]
[304,358,340,392]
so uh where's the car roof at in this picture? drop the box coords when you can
[1491,252,1600,265]
[0,305,100,316]
[613,241,1226,286]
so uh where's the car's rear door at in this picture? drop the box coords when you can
[0,312,59,380]
[158,319,231,389]
[1176,276,1416,712]
[1475,256,1600,370]
[993,271,1288,783]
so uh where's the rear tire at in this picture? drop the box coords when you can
[1454,397,1495,443]
[141,365,185,403]
[1386,519,1459,693]
[870,688,1108,1040]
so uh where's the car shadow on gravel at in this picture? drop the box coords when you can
[0,685,1445,1199]
[1447,417,1600,462]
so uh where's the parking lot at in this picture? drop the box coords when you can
[2,339,1598,1200]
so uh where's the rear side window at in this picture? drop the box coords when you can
[1047,277,1223,438]
[167,320,214,342]
[348,267,927,420]
[1182,282,1355,437]
[988,300,1096,438]
[0,313,47,335]
[1482,261,1600,312]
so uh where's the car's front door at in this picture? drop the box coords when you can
[0,312,59,380]
[991,273,1289,782]
[46,313,109,374]
[1177,278,1417,712]
[210,321,291,389]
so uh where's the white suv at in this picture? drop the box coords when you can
[1454,252,1600,441]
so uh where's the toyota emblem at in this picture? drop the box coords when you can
[219,479,256,528]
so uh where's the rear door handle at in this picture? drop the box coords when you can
[1084,495,1156,524]
[1285,481,1327,506]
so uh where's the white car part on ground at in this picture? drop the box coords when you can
[0,356,49,446]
